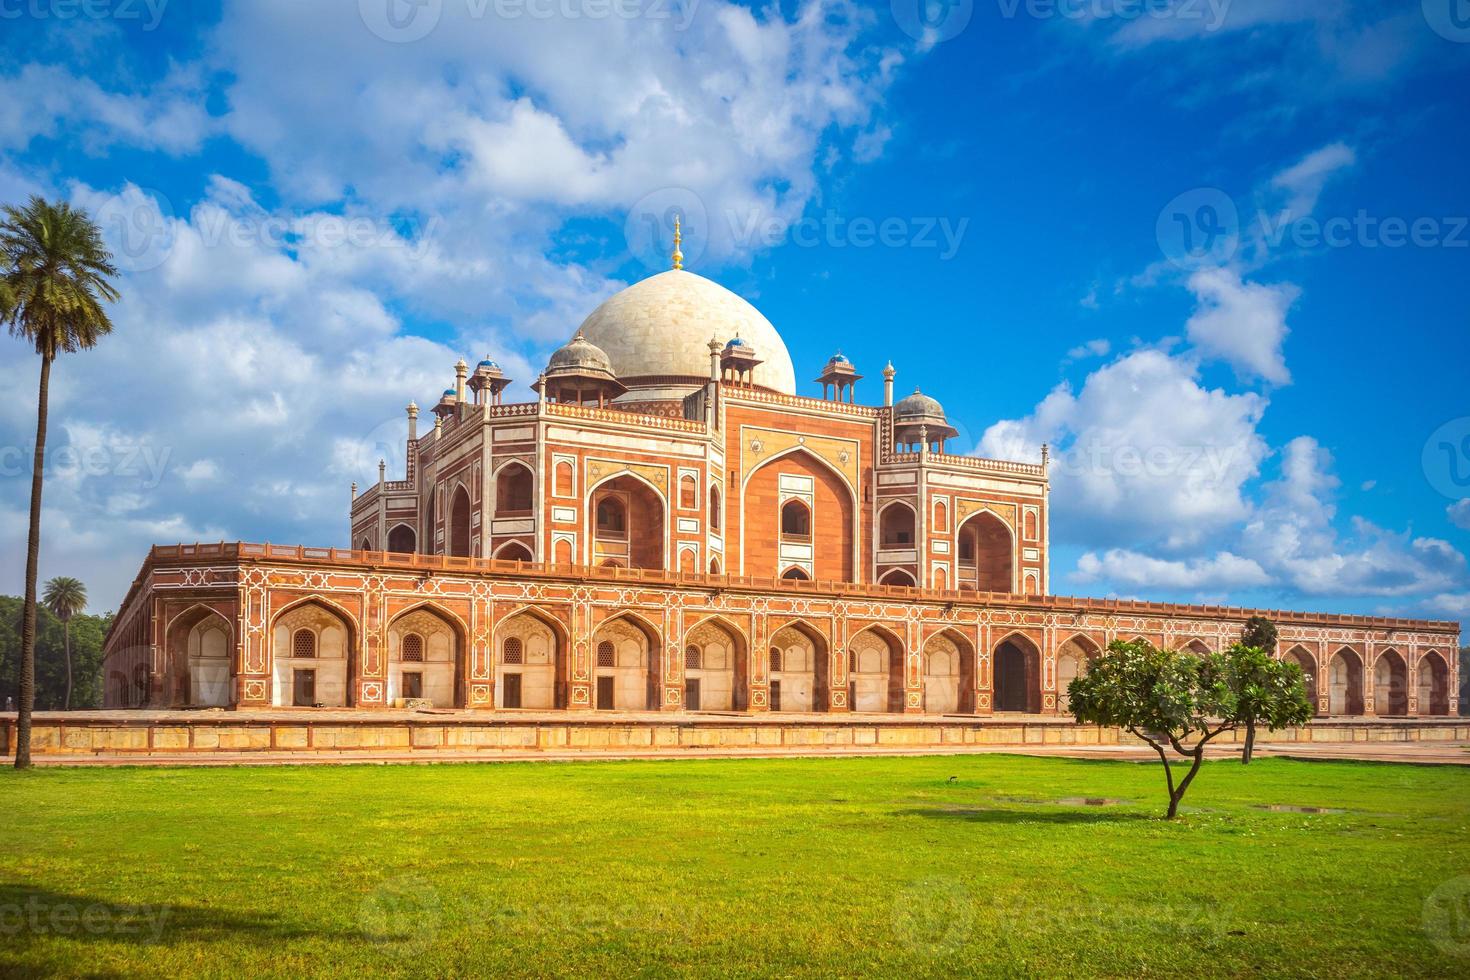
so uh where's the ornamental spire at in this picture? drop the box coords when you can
[671,213,684,270]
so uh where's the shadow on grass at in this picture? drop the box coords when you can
[895,806,1159,825]
[0,883,357,977]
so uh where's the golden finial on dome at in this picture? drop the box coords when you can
[671,213,684,270]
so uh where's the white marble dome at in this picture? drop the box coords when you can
[574,270,796,395]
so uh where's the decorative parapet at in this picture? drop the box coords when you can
[545,401,706,433]
[727,386,881,419]
[115,540,1463,639]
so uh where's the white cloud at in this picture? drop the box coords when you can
[978,348,1270,549]
[1270,141,1356,219]
[1184,266,1297,385]
[1075,549,1270,590]
[0,63,210,155]
[1448,499,1470,531]
[1064,338,1110,362]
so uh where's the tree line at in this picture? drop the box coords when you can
[0,593,111,711]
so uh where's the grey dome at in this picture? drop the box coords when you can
[546,331,617,379]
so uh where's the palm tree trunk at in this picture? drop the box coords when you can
[63,620,72,711]
[16,354,50,769]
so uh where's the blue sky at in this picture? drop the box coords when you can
[1,0,1468,628]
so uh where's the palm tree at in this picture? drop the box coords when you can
[42,577,87,710]
[2,197,118,768]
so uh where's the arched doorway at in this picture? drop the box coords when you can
[591,614,661,710]
[1283,646,1317,714]
[993,634,1040,712]
[743,450,856,581]
[922,630,975,714]
[386,606,463,708]
[1184,639,1212,655]
[768,622,827,712]
[166,605,232,708]
[386,524,416,554]
[496,463,533,515]
[879,501,916,549]
[957,512,1013,593]
[495,541,533,562]
[449,485,472,558]
[1418,651,1450,716]
[270,600,354,707]
[1055,635,1101,714]
[878,568,916,587]
[683,618,747,711]
[589,474,665,570]
[1373,650,1408,716]
[849,627,903,713]
[495,611,565,709]
[1327,648,1364,715]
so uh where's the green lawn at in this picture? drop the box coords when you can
[2,756,1468,978]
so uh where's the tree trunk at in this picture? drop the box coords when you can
[63,619,73,711]
[1242,718,1256,765]
[16,355,51,770]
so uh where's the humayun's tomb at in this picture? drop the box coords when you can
[88,238,1460,753]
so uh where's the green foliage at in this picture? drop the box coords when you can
[1067,638,1311,814]
[42,577,87,621]
[0,595,111,710]
[0,196,119,357]
[1224,643,1314,735]
[1239,615,1278,653]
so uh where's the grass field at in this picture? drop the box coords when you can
[2,756,1468,978]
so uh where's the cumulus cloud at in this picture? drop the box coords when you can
[1075,549,1270,591]
[1183,267,1297,385]
[1448,499,1470,531]
[979,348,1270,549]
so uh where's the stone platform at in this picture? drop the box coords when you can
[4,710,1467,764]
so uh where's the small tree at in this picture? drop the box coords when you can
[1068,638,1241,819]
[1225,642,1313,765]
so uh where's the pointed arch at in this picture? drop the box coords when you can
[586,469,668,571]
[494,606,569,709]
[268,596,359,708]
[878,568,916,587]
[592,610,663,710]
[780,565,810,581]
[922,627,975,714]
[1327,647,1364,715]
[683,614,749,711]
[359,537,373,552]
[768,618,830,712]
[708,484,722,532]
[1373,648,1408,716]
[848,624,904,713]
[708,555,722,575]
[742,447,858,582]
[1418,650,1450,716]
[1283,645,1317,714]
[494,460,534,515]
[164,604,234,708]
[385,601,467,708]
[1183,638,1213,656]
[1055,633,1102,713]
[878,499,917,549]
[386,523,416,554]
[956,509,1015,593]
[993,631,1041,713]
[493,541,533,562]
[449,482,472,557]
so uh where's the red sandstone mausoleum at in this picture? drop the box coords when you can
[101,247,1461,720]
